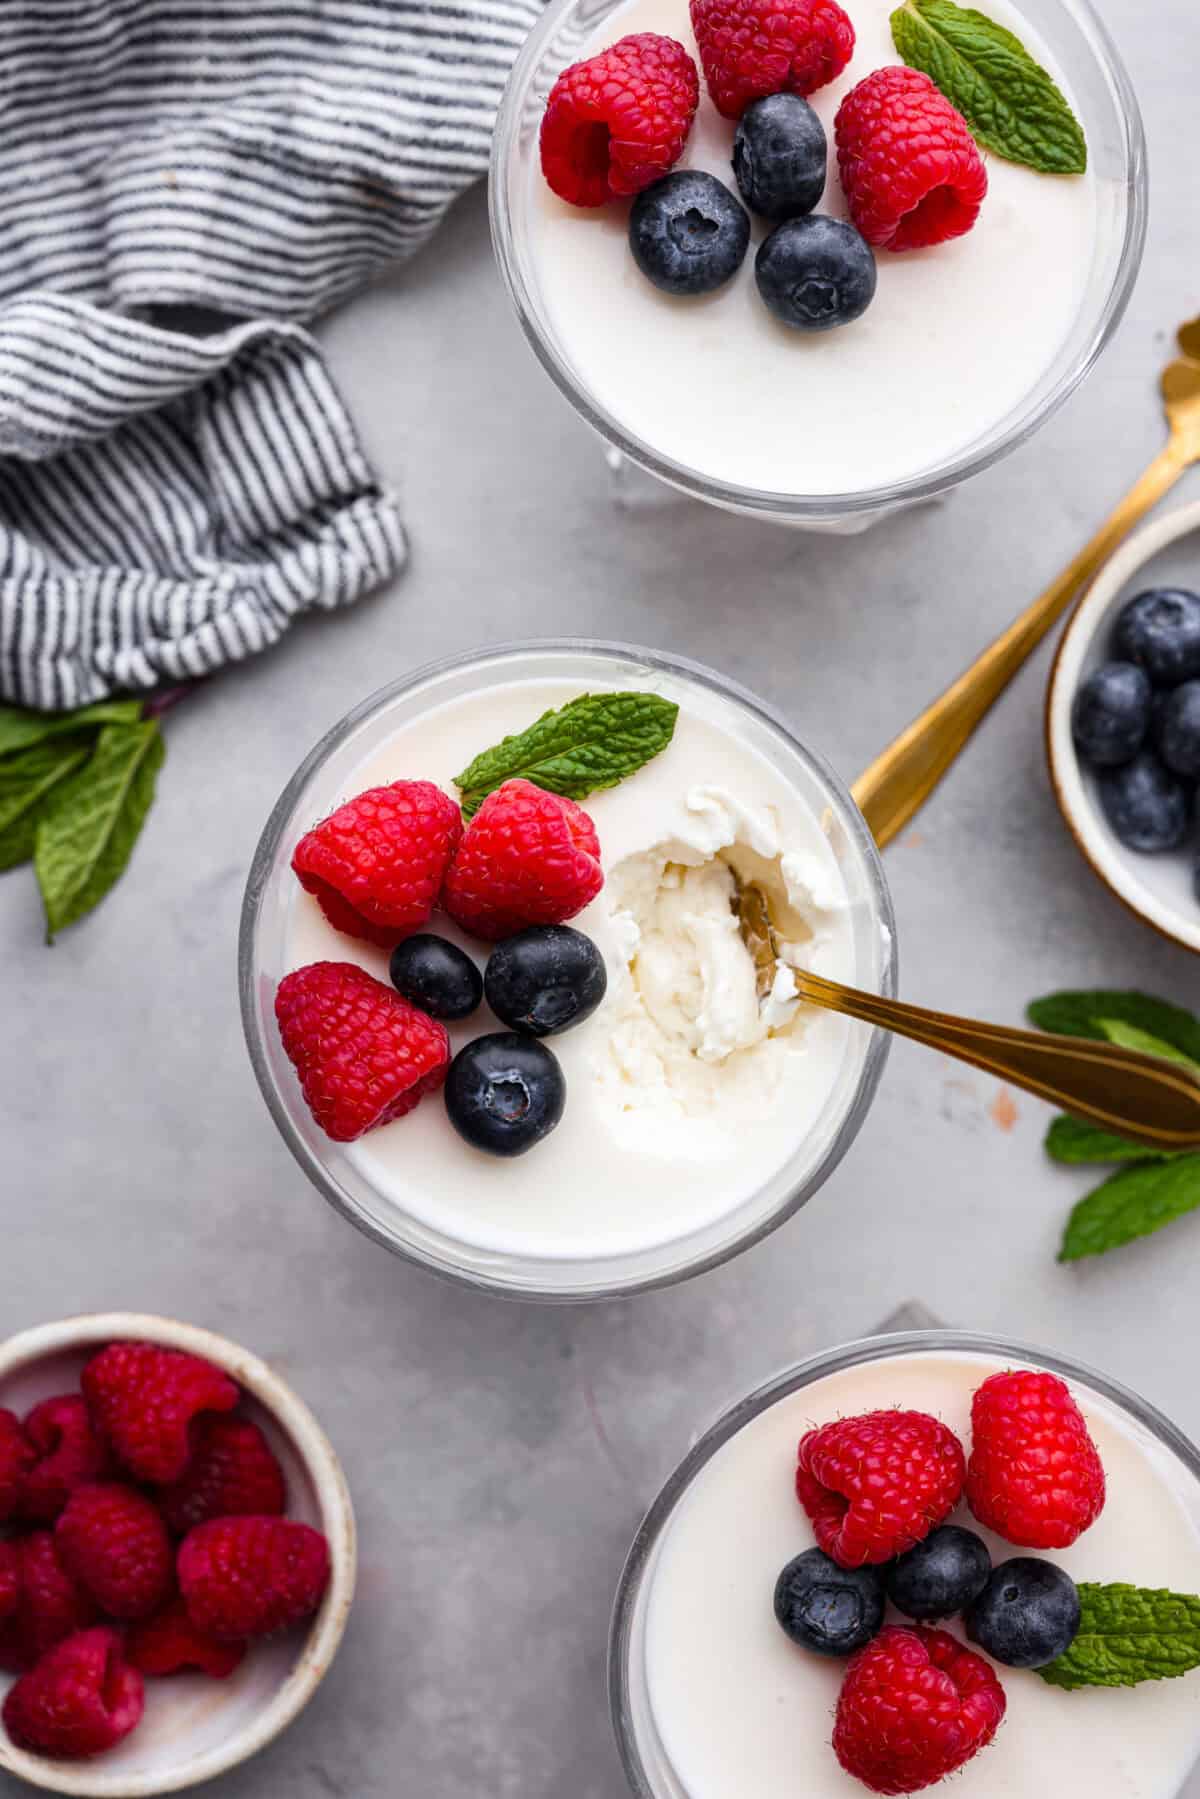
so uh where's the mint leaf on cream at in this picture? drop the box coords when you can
[1039,1585,1200,1690]
[455,692,679,818]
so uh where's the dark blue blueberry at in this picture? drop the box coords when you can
[885,1526,992,1622]
[1155,679,1200,779]
[773,1549,885,1657]
[1070,661,1151,768]
[1113,588,1200,687]
[755,215,876,332]
[1097,750,1191,853]
[444,1032,565,1157]
[389,934,482,1020]
[733,94,827,221]
[629,171,750,297]
[966,1558,1080,1669]
[484,925,606,1038]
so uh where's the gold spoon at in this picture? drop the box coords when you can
[852,318,1200,849]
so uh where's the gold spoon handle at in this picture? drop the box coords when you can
[793,969,1200,1152]
[851,440,1188,850]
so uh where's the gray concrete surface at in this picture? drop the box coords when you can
[4,0,1200,1788]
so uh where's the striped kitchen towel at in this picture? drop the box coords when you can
[0,0,541,711]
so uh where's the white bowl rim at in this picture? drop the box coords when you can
[1046,495,1200,955]
[0,1313,357,1798]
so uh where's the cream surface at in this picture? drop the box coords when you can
[527,0,1099,496]
[642,1352,1200,1798]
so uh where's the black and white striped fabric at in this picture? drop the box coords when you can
[0,0,542,710]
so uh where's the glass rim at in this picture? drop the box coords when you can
[608,1327,1200,1796]
[238,637,897,1301]
[488,0,1148,520]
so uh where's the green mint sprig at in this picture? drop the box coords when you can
[1039,1584,1200,1690]
[454,691,679,819]
[891,0,1088,175]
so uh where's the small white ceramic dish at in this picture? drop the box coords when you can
[0,1314,356,1797]
[1047,497,1200,955]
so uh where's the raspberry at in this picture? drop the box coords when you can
[0,1407,34,1522]
[966,1369,1106,1549]
[292,779,463,949]
[275,960,451,1141]
[540,33,699,207]
[690,0,854,119]
[0,1531,98,1673]
[442,780,603,942]
[3,1628,144,1759]
[0,1541,20,1621]
[833,1626,1006,1795]
[796,1410,966,1568]
[56,1483,174,1621]
[835,67,988,251]
[127,1597,247,1679]
[159,1415,287,1536]
[179,1516,331,1640]
[82,1341,239,1485]
[20,1394,113,1523]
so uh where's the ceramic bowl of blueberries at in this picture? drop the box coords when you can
[1047,497,1200,953]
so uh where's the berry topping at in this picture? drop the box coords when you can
[629,170,750,296]
[390,933,484,1021]
[275,960,451,1142]
[690,0,855,120]
[833,1625,1006,1795]
[756,214,876,331]
[773,1547,885,1657]
[444,1032,567,1157]
[3,1627,144,1759]
[20,1394,113,1524]
[484,925,607,1037]
[127,1597,247,1679]
[1114,588,1200,688]
[733,92,827,220]
[1097,751,1190,854]
[966,1370,1106,1550]
[55,1483,174,1621]
[0,1532,98,1673]
[158,1415,287,1536]
[796,1410,965,1568]
[835,67,988,252]
[441,779,603,942]
[1154,679,1200,779]
[291,779,463,949]
[0,1542,19,1622]
[0,1407,34,1523]
[886,1524,992,1623]
[540,33,699,207]
[178,1516,331,1640]
[1071,662,1152,768]
[966,1556,1081,1669]
[81,1341,238,1486]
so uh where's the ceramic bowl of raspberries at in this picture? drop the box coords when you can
[1048,497,1200,954]
[0,1314,355,1795]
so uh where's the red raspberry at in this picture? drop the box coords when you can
[835,67,987,252]
[0,1408,34,1522]
[0,1532,98,1673]
[834,1626,1006,1794]
[292,779,463,949]
[540,33,699,207]
[275,960,451,1141]
[159,1414,287,1536]
[82,1341,239,1485]
[442,780,603,941]
[20,1394,113,1523]
[796,1410,966,1568]
[3,1628,144,1759]
[56,1483,173,1621]
[127,1597,246,1679]
[966,1369,1106,1549]
[690,0,854,119]
[179,1516,331,1640]
[0,1541,20,1621]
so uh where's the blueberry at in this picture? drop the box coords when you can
[773,1548,885,1657]
[733,94,827,221]
[1071,661,1151,768]
[444,1032,565,1157]
[1155,679,1200,778]
[629,171,750,297]
[389,934,482,1020]
[1113,588,1200,687]
[484,925,606,1037]
[966,1558,1080,1669]
[885,1526,992,1622]
[1097,750,1191,853]
[755,215,876,332]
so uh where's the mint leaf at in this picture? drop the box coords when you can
[1060,1157,1200,1261]
[0,736,95,872]
[1045,1114,1169,1167]
[1028,990,1200,1064]
[34,721,164,938]
[0,698,141,758]
[891,0,1087,174]
[1097,1018,1200,1075]
[1039,1585,1200,1689]
[455,692,679,818]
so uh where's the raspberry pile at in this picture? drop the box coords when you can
[0,1341,331,1762]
